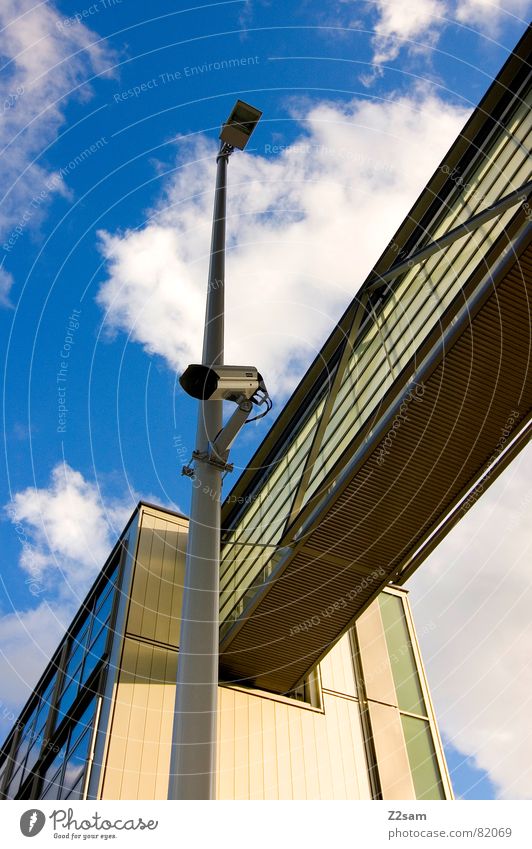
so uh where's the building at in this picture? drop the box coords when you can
[1,25,530,804]
[0,503,451,800]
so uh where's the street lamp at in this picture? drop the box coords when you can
[168,101,267,800]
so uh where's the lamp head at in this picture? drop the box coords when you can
[220,100,262,150]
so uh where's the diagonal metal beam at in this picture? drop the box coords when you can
[366,181,532,293]
[285,290,370,530]
[394,417,532,587]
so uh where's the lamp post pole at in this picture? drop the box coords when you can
[168,101,262,801]
[168,142,230,801]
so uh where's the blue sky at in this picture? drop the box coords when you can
[1,0,531,800]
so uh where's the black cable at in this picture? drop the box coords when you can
[245,397,272,424]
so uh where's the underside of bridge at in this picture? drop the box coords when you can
[219,236,532,692]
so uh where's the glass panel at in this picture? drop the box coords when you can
[401,714,445,800]
[94,586,114,628]
[23,736,43,777]
[12,706,37,772]
[0,758,8,793]
[69,699,96,752]
[65,775,84,800]
[41,777,62,800]
[104,561,119,592]
[379,593,426,716]
[81,626,108,684]
[219,392,327,622]
[60,730,90,799]
[12,738,30,773]
[56,674,80,724]
[43,744,66,799]
[6,764,23,798]
[34,677,56,739]
[63,623,90,686]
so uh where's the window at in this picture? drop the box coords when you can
[379,593,426,716]
[60,730,91,799]
[54,575,116,731]
[378,591,447,800]
[3,707,38,797]
[401,714,446,800]
[39,697,97,801]
[285,670,321,708]
[0,544,123,800]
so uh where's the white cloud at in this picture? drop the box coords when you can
[455,0,532,31]
[409,442,532,799]
[97,91,468,395]
[346,0,532,77]
[0,602,74,743]
[0,464,171,738]
[1,462,135,737]
[0,1,113,277]
[0,264,14,307]
[369,0,446,67]
[6,462,133,594]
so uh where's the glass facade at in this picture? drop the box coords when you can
[378,592,445,800]
[0,547,123,800]
[379,592,426,717]
[219,70,531,638]
[401,714,445,802]
[40,697,97,800]
[219,389,329,632]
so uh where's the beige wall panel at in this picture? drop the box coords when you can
[129,512,187,649]
[103,668,376,800]
[337,697,364,799]
[168,528,186,648]
[153,527,175,646]
[140,519,167,643]
[127,514,155,636]
[318,647,335,692]
[154,649,177,799]
[233,690,250,800]
[101,639,139,799]
[137,644,168,799]
[299,709,320,799]
[216,689,372,800]
[154,523,184,647]
[356,601,397,707]
[261,698,278,800]
[312,701,334,798]
[287,705,306,799]
[215,693,222,800]
[323,695,347,799]
[274,702,293,799]
[247,695,264,799]
[102,637,178,800]
[320,634,357,697]
[100,684,131,799]
[345,699,372,800]
[119,641,152,798]
[368,701,415,800]
[218,686,235,800]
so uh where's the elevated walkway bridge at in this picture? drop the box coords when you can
[218,29,532,694]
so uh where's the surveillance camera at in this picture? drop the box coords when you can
[180,364,264,402]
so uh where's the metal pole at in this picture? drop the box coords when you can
[168,143,231,800]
